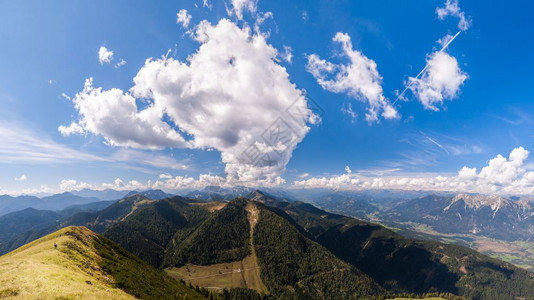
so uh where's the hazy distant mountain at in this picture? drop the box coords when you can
[0,195,41,216]
[124,189,174,200]
[185,185,255,201]
[70,188,130,201]
[0,192,102,216]
[0,195,152,255]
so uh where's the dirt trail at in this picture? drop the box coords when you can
[245,202,268,294]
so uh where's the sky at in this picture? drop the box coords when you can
[1,0,534,195]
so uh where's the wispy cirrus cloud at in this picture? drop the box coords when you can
[0,121,106,164]
[0,120,190,174]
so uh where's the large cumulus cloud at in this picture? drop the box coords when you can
[60,19,315,183]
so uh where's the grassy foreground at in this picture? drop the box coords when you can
[0,226,204,299]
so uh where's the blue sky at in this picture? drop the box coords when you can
[1,0,534,195]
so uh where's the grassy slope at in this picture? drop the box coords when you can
[166,255,263,293]
[0,226,134,299]
[0,226,204,300]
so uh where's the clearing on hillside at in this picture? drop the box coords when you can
[167,201,268,294]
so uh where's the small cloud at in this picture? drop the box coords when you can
[437,34,455,48]
[341,103,357,123]
[48,79,56,85]
[98,46,114,65]
[177,9,192,28]
[306,32,397,123]
[115,58,127,68]
[298,172,310,179]
[15,174,27,181]
[407,51,467,111]
[345,165,352,174]
[227,0,257,20]
[436,0,471,31]
[302,10,308,21]
[159,173,173,179]
[280,46,292,63]
[61,93,71,101]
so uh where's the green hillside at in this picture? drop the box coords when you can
[0,226,204,300]
[163,198,383,299]
[164,198,252,267]
[104,196,211,267]
[251,191,534,299]
[253,204,384,299]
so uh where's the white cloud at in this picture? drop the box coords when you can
[59,178,145,192]
[177,9,192,28]
[457,166,477,180]
[292,147,534,196]
[341,103,357,123]
[58,77,188,149]
[436,0,471,31]
[280,45,292,63]
[15,174,27,181]
[437,34,455,48]
[407,51,467,111]
[61,19,315,183]
[115,58,127,68]
[55,170,286,194]
[60,179,91,192]
[345,165,352,174]
[306,32,397,123]
[61,93,71,101]
[228,0,257,20]
[298,172,310,179]
[478,147,528,185]
[98,46,114,65]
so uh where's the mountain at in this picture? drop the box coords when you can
[0,201,115,248]
[246,191,534,298]
[125,189,175,200]
[0,192,102,216]
[0,195,153,255]
[96,191,534,299]
[0,226,203,299]
[57,194,156,233]
[4,190,534,298]
[70,188,130,201]
[163,198,383,299]
[104,196,211,267]
[0,208,59,242]
[383,193,534,241]
[185,186,255,201]
[0,194,41,216]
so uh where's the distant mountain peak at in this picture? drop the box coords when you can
[447,193,510,213]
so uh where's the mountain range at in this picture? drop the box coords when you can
[2,189,534,299]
